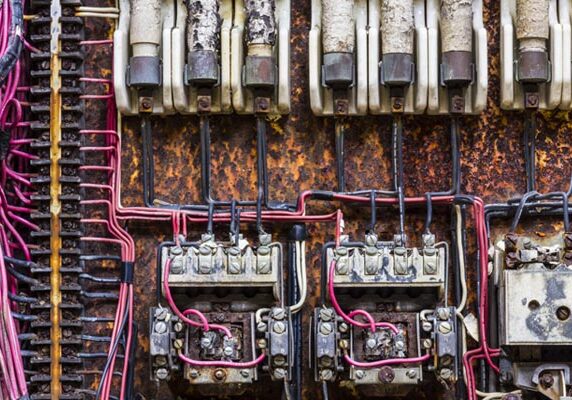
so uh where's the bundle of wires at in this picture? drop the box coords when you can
[0,0,35,395]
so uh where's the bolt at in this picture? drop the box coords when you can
[338,323,349,333]
[189,369,199,379]
[141,98,152,111]
[525,92,539,108]
[273,321,286,334]
[240,369,250,378]
[439,322,452,334]
[355,370,365,380]
[155,368,168,380]
[173,321,184,333]
[274,368,286,379]
[378,366,395,383]
[422,339,432,349]
[336,261,349,274]
[321,369,334,381]
[273,308,285,320]
[257,321,267,332]
[257,339,267,349]
[437,308,450,321]
[155,308,168,320]
[406,369,417,379]
[154,355,167,366]
[173,339,184,350]
[320,323,333,335]
[223,346,234,357]
[154,321,167,334]
[213,369,227,381]
[540,372,554,389]
[339,339,349,349]
[440,368,453,380]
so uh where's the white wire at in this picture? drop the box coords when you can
[289,241,307,313]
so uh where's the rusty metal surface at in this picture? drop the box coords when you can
[79,1,572,399]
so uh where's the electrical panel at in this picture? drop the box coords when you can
[2,0,572,399]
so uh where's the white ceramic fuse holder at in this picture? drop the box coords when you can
[113,0,175,115]
[230,0,290,114]
[426,0,488,114]
[309,0,368,116]
[500,0,563,110]
[368,0,428,114]
[559,0,572,109]
[172,0,233,114]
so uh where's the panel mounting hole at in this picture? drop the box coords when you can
[528,300,540,311]
[557,306,571,321]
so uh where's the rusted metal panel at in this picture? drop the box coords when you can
[79,0,572,398]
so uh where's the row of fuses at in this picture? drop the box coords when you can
[113,0,572,116]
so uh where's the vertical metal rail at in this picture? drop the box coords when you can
[49,0,63,396]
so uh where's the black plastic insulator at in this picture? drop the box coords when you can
[441,51,473,87]
[517,50,549,84]
[322,52,354,89]
[381,53,415,87]
[289,224,308,242]
[121,262,134,284]
[127,56,161,88]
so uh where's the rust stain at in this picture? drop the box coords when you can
[77,0,572,399]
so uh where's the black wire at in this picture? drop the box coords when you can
[509,191,539,232]
[0,0,23,83]
[424,192,433,234]
[200,115,213,205]
[524,111,536,193]
[256,116,266,233]
[335,119,345,192]
[368,190,376,233]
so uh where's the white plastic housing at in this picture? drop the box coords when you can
[113,0,175,115]
[500,0,563,110]
[171,0,233,114]
[559,0,572,109]
[426,0,488,115]
[368,0,428,114]
[309,0,368,116]
[231,0,291,114]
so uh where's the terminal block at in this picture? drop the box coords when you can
[325,233,447,304]
[493,232,572,399]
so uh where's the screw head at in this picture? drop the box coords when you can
[273,321,286,334]
[240,369,250,378]
[257,321,267,332]
[378,366,395,383]
[422,321,432,332]
[200,337,212,348]
[155,368,168,380]
[320,323,333,335]
[422,339,432,349]
[189,369,199,379]
[439,322,452,334]
[406,369,417,379]
[366,338,377,349]
[174,321,183,333]
[439,368,453,380]
[437,308,450,321]
[319,308,334,322]
[274,368,286,379]
[213,369,226,381]
[173,339,184,350]
[223,346,234,357]
[338,323,349,333]
[273,308,285,320]
[355,370,365,379]
[321,369,334,380]
[154,321,167,334]
[540,372,554,388]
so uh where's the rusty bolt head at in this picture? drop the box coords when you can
[197,95,212,113]
[539,372,554,388]
[525,92,539,109]
[564,233,572,249]
[378,366,395,383]
[505,233,519,250]
[391,97,404,113]
[213,369,227,381]
[334,99,349,116]
[140,97,153,112]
